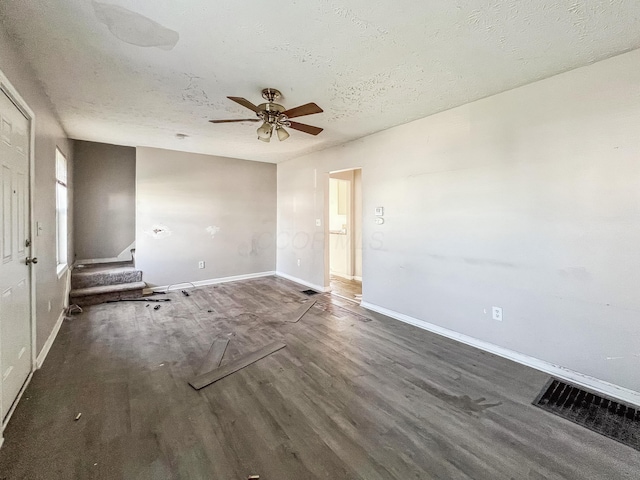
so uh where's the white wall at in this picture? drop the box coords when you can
[73,140,135,260]
[277,49,640,393]
[136,147,276,287]
[0,24,73,355]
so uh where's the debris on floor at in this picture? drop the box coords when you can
[248,476,259,480]
[189,341,286,390]
[287,300,316,323]
[154,305,161,310]
[182,290,190,296]
[107,298,171,303]
[67,304,83,315]
[195,339,229,376]
[74,413,82,421]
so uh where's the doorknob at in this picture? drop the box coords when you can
[26,257,38,265]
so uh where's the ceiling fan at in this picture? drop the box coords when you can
[209,88,323,142]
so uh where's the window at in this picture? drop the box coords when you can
[55,148,68,276]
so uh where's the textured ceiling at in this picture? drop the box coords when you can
[1,1,640,163]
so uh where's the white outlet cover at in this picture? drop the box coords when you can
[492,306,503,321]
[316,219,321,227]
[375,207,384,216]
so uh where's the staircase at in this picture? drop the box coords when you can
[70,259,146,306]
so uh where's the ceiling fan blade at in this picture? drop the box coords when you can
[227,96,261,113]
[209,119,260,123]
[288,121,323,136]
[282,102,323,119]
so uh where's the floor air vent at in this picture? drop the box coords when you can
[301,289,319,296]
[534,378,639,451]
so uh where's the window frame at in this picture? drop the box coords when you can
[55,148,68,277]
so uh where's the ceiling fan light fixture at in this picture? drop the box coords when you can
[276,126,290,141]
[257,121,273,140]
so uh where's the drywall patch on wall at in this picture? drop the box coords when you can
[146,224,172,239]
[206,225,220,238]
[93,1,179,50]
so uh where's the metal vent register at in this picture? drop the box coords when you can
[534,379,639,451]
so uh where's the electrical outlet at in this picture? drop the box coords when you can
[297,259,301,267]
[316,219,321,227]
[492,306,503,321]
[198,261,205,269]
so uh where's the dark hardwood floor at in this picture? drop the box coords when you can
[1,276,638,479]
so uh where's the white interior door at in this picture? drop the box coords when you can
[0,89,32,422]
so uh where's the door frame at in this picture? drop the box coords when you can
[324,167,363,295]
[0,68,37,446]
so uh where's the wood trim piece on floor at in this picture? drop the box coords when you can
[195,339,229,376]
[36,309,65,369]
[275,271,330,293]
[147,271,276,294]
[288,300,317,323]
[360,301,640,409]
[189,342,286,390]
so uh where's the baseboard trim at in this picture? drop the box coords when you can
[36,309,65,369]
[149,271,276,293]
[353,275,362,282]
[360,301,640,408]
[275,271,330,293]
[2,370,34,438]
[331,272,353,281]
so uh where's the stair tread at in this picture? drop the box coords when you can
[73,266,140,277]
[70,282,146,297]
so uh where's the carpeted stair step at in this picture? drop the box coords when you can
[70,282,146,307]
[72,266,143,289]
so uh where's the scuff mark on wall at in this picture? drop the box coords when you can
[146,224,172,239]
[206,225,221,238]
[93,1,179,50]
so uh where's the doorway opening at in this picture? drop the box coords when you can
[327,168,362,303]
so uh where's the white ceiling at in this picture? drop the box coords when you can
[1,1,640,163]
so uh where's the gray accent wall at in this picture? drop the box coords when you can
[136,147,276,287]
[0,24,73,355]
[73,141,136,260]
[277,49,640,393]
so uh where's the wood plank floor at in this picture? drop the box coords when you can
[1,276,638,479]
[330,275,362,303]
